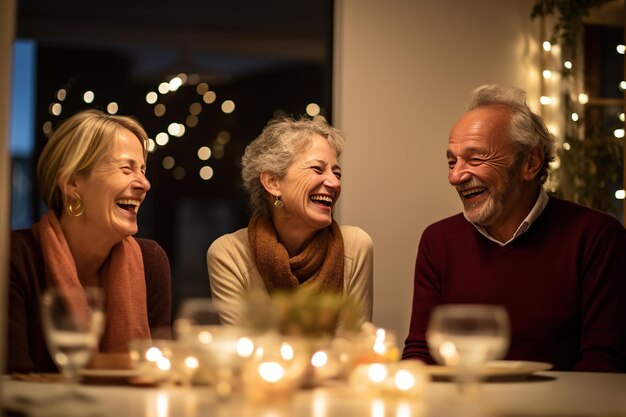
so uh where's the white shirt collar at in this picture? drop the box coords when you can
[467,188,549,246]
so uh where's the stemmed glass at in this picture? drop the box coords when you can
[426,304,510,397]
[41,286,105,400]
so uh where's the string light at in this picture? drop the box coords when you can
[154,104,166,117]
[155,132,169,146]
[306,103,320,116]
[186,115,199,127]
[189,102,202,115]
[168,76,183,92]
[146,91,158,104]
[203,91,216,104]
[107,102,119,114]
[158,82,170,94]
[162,156,175,170]
[196,83,209,95]
[221,100,236,114]
[42,121,52,135]
[542,41,552,51]
[168,123,185,137]
[197,146,211,160]
[49,103,62,116]
[216,130,230,144]
[61,71,224,169]
[539,96,552,105]
[83,91,95,103]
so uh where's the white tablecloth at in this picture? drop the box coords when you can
[2,371,626,417]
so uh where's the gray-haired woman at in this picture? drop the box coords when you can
[206,116,373,325]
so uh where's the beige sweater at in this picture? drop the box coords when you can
[206,225,374,325]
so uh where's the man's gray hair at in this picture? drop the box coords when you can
[466,84,556,184]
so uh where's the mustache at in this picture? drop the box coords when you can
[455,180,487,192]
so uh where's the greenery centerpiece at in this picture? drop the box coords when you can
[243,285,363,338]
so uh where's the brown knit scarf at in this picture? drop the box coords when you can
[247,214,344,294]
[32,211,151,352]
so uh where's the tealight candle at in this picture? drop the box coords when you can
[129,339,171,384]
[241,335,308,403]
[188,325,253,393]
[349,361,428,398]
[158,341,200,386]
[310,347,342,383]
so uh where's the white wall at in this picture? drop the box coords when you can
[334,0,540,340]
[1,0,17,376]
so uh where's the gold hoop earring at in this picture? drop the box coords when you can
[67,197,84,217]
[273,195,283,209]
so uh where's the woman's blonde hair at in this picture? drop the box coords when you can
[37,109,149,216]
[241,116,345,217]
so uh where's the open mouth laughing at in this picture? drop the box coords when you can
[460,186,487,200]
[310,194,333,207]
[116,198,140,214]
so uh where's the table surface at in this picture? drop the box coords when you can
[2,371,626,417]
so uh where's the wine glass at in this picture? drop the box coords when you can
[426,304,510,397]
[41,286,105,399]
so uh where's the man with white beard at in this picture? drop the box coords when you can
[402,84,626,372]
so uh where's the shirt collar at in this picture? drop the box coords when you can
[467,188,549,246]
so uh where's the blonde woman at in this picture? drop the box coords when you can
[8,109,171,373]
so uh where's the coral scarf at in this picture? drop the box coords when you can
[247,214,344,293]
[32,211,150,352]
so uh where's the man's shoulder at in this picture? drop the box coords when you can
[418,213,474,245]
[424,212,469,232]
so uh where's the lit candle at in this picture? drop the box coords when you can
[349,361,428,398]
[241,336,308,403]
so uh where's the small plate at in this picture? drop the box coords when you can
[78,369,140,378]
[424,360,553,378]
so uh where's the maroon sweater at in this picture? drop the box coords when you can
[402,196,626,372]
[7,229,172,373]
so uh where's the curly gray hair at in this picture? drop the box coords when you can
[466,84,556,184]
[241,115,346,217]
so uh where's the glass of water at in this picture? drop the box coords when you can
[41,286,105,396]
[426,304,509,396]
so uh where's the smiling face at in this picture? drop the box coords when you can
[446,105,528,233]
[71,127,150,245]
[271,133,341,240]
